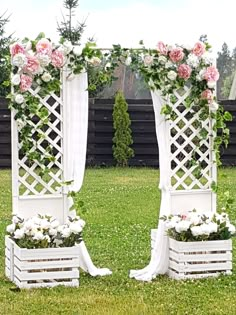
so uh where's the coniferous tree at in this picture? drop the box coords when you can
[0,11,11,97]
[57,0,86,45]
[217,43,232,99]
[112,91,134,166]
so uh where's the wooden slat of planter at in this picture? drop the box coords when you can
[14,268,79,281]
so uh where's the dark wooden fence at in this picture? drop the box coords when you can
[1,98,236,168]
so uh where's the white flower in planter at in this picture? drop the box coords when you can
[50,219,60,229]
[33,231,44,241]
[49,228,57,236]
[227,223,236,234]
[6,223,16,234]
[61,227,72,238]
[14,228,25,239]
[190,225,203,237]
[175,220,190,233]
[70,222,83,234]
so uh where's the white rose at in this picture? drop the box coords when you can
[33,231,44,241]
[201,223,211,235]
[61,227,72,238]
[167,70,177,81]
[190,214,202,225]
[165,61,173,69]
[63,40,73,55]
[12,53,27,68]
[191,225,202,236]
[15,94,24,105]
[14,228,25,239]
[209,101,219,111]
[49,228,57,236]
[11,74,21,85]
[208,222,218,234]
[70,222,83,234]
[207,81,216,89]
[24,219,35,230]
[73,45,83,56]
[40,219,51,229]
[7,223,16,234]
[41,72,52,82]
[175,220,190,233]
[158,56,167,64]
[125,56,132,66]
[88,56,101,66]
[143,55,154,66]
[51,219,60,229]
[227,223,236,234]
[201,52,214,65]
[37,54,51,67]
[186,53,199,68]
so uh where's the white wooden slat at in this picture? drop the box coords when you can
[169,260,232,272]
[14,244,80,260]
[14,268,79,281]
[170,252,232,262]
[14,278,79,289]
[15,256,80,270]
[169,238,232,252]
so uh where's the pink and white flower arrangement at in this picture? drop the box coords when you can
[162,210,235,242]
[177,64,192,80]
[6,213,85,249]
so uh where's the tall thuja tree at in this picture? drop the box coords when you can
[112,91,134,167]
[217,43,232,99]
[0,11,11,97]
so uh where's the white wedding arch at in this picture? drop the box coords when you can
[5,37,233,287]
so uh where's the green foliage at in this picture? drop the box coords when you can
[112,91,134,166]
[0,11,12,97]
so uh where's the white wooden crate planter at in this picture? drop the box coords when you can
[5,236,80,289]
[168,238,232,280]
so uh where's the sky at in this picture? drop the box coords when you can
[2,0,236,54]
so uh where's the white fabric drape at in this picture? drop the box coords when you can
[130,90,170,281]
[62,69,112,277]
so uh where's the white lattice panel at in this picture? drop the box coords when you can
[169,87,214,191]
[16,86,63,196]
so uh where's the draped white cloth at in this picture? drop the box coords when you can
[130,90,170,281]
[62,69,112,277]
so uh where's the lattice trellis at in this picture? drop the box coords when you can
[169,87,214,191]
[17,85,63,196]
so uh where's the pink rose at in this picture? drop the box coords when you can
[201,89,213,102]
[51,50,65,68]
[157,41,168,55]
[204,66,219,82]
[36,38,52,56]
[169,47,184,63]
[10,43,25,57]
[20,74,33,92]
[23,55,40,74]
[192,42,206,57]
[178,64,192,80]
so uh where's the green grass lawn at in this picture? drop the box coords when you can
[0,167,236,315]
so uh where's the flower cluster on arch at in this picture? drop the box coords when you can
[126,39,219,111]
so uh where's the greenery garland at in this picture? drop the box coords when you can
[5,34,120,177]
[118,37,232,179]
